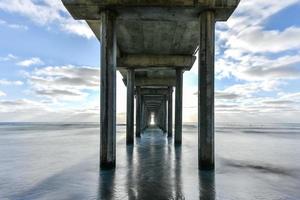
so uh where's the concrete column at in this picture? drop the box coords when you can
[145,109,149,128]
[168,87,173,137]
[143,106,148,129]
[100,11,117,169]
[163,97,167,132]
[141,95,145,132]
[126,69,135,144]
[156,106,160,128]
[198,11,215,170]
[175,69,183,145]
[136,87,141,137]
[159,104,164,130]
[160,106,163,130]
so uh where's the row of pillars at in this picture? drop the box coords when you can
[100,10,215,170]
[132,86,174,139]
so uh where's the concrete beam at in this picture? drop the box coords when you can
[100,11,117,169]
[140,88,169,95]
[62,1,240,21]
[118,55,195,70]
[135,78,176,86]
[198,11,215,170]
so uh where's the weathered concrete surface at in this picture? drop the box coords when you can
[62,0,240,21]
[100,11,116,169]
[135,86,141,137]
[118,55,195,69]
[62,0,240,86]
[168,87,173,137]
[198,11,215,170]
[120,69,178,87]
[126,69,135,144]
[175,69,183,145]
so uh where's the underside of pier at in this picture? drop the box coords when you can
[62,0,240,170]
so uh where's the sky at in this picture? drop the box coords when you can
[0,0,300,123]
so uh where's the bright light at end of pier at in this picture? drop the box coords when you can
[150,113,155,125]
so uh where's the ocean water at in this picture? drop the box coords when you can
[0,122,300,200]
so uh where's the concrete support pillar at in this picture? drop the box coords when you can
[157,105,162,129]
[136,87,141,137]
[145,109,150,128]
[163,98,167,132]
[198,11,215,170]
[141,95,145,132]
[100,11,117,169]
[175,69,183,145]
[168,87,173,137]
[126,69,135,144]
[143,106,148,130]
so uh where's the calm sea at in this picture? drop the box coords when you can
[0,122,300,200]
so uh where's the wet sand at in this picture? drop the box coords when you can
[0,123,300,199]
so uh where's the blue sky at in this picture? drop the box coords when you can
[0,0,300,123]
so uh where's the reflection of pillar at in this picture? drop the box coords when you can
[100,11,117,169]
[199,171,215,199]
[199,11,215,170]
[174,147,183,198]
[97,170,116,199]
[175,69,183,145]
[126,146,135,199]
[168,87,173,137]
[126,69,135,145]
[136,87,141,137]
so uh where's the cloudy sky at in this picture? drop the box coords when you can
[0,0,300,123]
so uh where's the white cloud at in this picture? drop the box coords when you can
[0,91,6,97]
[28,65,100,101]
[0,79,23,86]
[227,26,300,53]
[61,19,95,39]
[0,19,28,30]
[0,0,94,39]
[214,0,300,83]
[0,54,18,62]
[17,57,44,67]
[0,98,100,122]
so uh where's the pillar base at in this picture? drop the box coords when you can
[100,161,116,170]
[126,140,134,145]
[199,161,215,171]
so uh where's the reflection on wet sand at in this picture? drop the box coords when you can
[97,127,215,199]
[2,123,300,199]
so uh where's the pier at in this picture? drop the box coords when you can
[62,0,240,170]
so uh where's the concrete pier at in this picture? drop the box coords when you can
[199,11,216,170]
[99,11,117,169]
[126,69,135,145]
[168,87,173,137]
[175,69,183,145]
[62,0,240,170]
[135,86,141,137]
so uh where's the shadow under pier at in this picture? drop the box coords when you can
[97,127,216,199]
